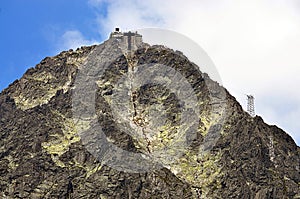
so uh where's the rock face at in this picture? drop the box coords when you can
[0,32,299,199]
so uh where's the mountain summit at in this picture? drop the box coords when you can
[0,29,299,198]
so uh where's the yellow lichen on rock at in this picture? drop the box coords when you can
[66,55,88,69]
[6,155,19,170]
[41,111,88,167]
[13,89,57,111]
[12,71,73,110]
[170,150,223,198]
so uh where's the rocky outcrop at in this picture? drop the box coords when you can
[0,35,299,198]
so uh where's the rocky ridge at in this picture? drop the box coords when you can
[0,34,299,198]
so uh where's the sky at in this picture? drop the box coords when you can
[0,0,299,145]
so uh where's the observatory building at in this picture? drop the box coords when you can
[110,28,143,54]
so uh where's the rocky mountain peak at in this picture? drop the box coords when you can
[0,30,299,198]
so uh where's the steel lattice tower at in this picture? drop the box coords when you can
[247,95,255,117]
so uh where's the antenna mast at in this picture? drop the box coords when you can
[247,95,255,117]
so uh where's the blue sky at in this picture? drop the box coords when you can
[0,0,299,145]
[0,0,103,90]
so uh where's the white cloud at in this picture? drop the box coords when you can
[59,30,98,51]
[88,0,300,145]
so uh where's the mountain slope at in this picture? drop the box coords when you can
[0,34,299,199]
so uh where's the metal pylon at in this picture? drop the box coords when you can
[247,95,255,117]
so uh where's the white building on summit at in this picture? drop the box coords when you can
[110,28,143,53]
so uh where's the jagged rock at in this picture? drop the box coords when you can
[0,32,299,199]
